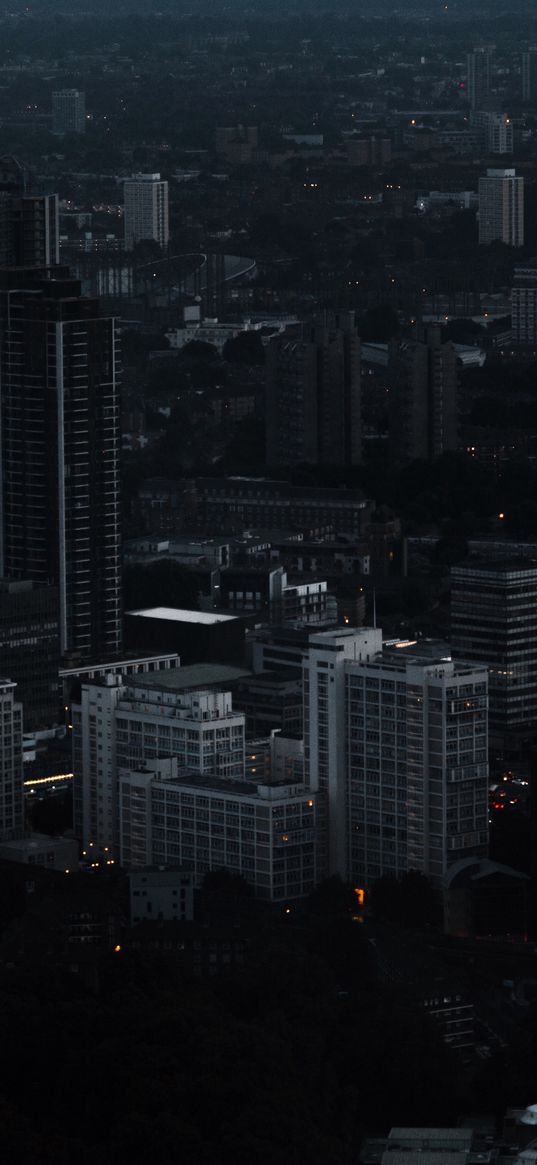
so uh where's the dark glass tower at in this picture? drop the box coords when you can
[0,268,122,659]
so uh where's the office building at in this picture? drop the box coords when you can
[522,50,537,102]
[73,672,246,856]
[304,629,489,887]
[266,312,361,467]
[216,565,336,626]
[451,559,537,748]
[0,155,59,267]
[478,169,524,247]
[123,173,169,253]
[0,678,24,841]
[511,260,537,346]
[0,268,122,660]
[120,756,317,901]
[388,327,459,461]
[52,89,86,135]
[196,477,372,537]
[466,48,492,110]
[0,580,60,731]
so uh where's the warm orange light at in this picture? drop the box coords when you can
[354,887,365,906]
[499,512,505,520]
[307,800,314,807]
[114,944,121,953]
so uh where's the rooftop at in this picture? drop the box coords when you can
[128,663,251,692]
[126,606,239,625]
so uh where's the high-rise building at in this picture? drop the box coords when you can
[522,50,537,102]
[266,312,361,467]
[478,169,524,247]
[0,678,24,841]
[52,89,86,135]
[0,155,59,267]
[467,48,492,110]
[0,581,60,731]
[470,111,514,155]
[388,327,459,461]
[304,629,489,887]
[73,673,246,856]
[511,260,537,346]
[123,173,169,253]
[0,268,122,660]
[451,559,537,748]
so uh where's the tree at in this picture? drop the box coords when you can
[222,330,265,365]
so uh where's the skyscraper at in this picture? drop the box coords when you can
[451,559,537,749]
[0,678,24,842]
[466,48,492,110]
[388,327,459,461]
[123,173,169,253]
[266,312,361,467]
[0,268,122,660]
[522,50,537,102]
[478,168,524,247]
[52,89,86,135]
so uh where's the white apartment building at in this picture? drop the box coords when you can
[72,674,245,856]
[304,628,384,879]
[478,169,524,247]
[0,678,23,841]
[119,755,317,901]
[123,173,169,252]
[304,630,489,888]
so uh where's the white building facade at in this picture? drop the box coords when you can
[73,675,245,856]
[303,630,489,888]
[120,756,317,901]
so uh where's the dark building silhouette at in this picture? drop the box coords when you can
[266,312,361,467]
[0,155,59,268]
[451,559,537,749]
[0,268,122,660]
[467,48,492,110]
[522,49,537,102]
[0,579,60,730]
[389,327,458,461]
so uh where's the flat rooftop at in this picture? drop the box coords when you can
[128,663,252,691]
[126,606,239,625]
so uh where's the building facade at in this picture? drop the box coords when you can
[451,559,537,748]
[511,261,537,346]
[266,312,361,468]
[73,674,246,856]
[120,757,317,901]
[52,90,86,135]
[0,269,122,660]
[123,173,169,253]
[0,678,24,842]
[478,169,524,247]
[388,327,459,461]
[522,50,537,102]
[0,580,60,731]
[303,629,489,888]
[466,48,492,110]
